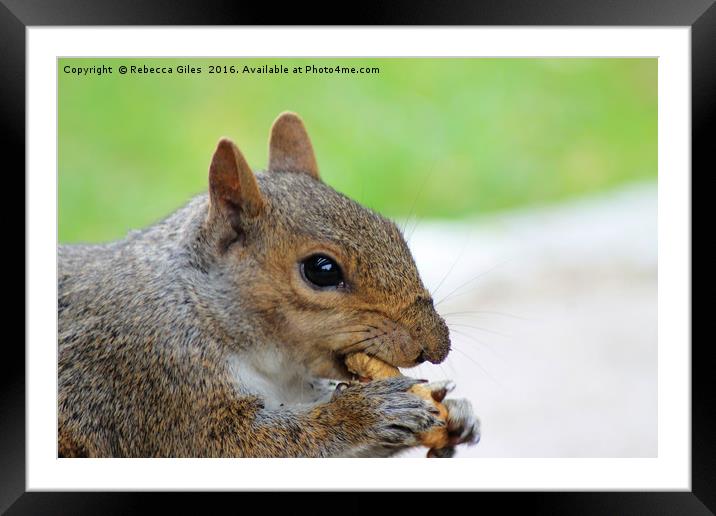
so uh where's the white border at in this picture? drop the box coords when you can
[27,27,691,490]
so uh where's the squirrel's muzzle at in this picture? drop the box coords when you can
[404,296,451,364]
[414,318,451,364]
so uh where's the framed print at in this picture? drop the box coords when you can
[7,0,710,513]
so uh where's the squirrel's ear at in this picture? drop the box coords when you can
[268,112,320,180]
[208,138,265,231]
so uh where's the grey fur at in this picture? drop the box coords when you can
[58,118,476,457]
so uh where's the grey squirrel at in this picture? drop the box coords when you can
[58,112,480,457]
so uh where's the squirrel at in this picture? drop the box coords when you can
[58,112,480,458]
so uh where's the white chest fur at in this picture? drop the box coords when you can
[226,350,335,410]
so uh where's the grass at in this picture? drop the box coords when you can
[59,58,656,243]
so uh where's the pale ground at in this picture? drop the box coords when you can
[398,182,657,457]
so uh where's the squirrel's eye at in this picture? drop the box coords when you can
[301,254,345,289]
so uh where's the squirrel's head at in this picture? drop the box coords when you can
[202,112,450,380]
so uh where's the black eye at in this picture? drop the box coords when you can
[301,254,345,289]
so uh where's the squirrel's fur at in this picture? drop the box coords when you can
[58,112,476,458]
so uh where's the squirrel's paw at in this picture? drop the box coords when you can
[333,377,445,448]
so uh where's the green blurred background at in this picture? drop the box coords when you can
[59,58,656,243]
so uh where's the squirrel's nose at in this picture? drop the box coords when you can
[413,319,450,364]
[404,295,451,364]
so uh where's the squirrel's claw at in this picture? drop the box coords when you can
[331,382,350,401]
[427,446,456,458]
[424,380,456,403]
[443,398,481,447]
[425,397,480,457]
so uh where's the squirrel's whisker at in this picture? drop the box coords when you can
[441,309,530,321]
[449,345,503,388]
[447,322,511,339]
[331,329,373,335]
[403,158,438,243]
[449,328,505,361]
[429,227,473,299]
[340,333,388,355]
[434,258,513,307]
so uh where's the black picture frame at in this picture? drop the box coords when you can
[6,1,709,513]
